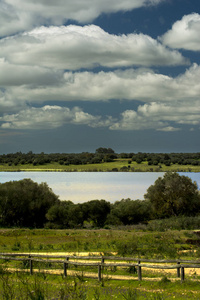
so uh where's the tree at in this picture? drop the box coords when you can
[81,200,111,227]
[45,200,73,228]
[46,200,84,228]
[107,198,151,225]
[144,172,200,218]
[95,147,115,154]
[0,179,59,227]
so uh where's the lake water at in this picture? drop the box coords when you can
[0,172,200,203]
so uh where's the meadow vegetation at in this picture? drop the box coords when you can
[0,226,200,257]
[1,269,200,299]
[1,227,200,299]
[0,148,200,172]
[0,227,178,254]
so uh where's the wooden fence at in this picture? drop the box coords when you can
[0,253,200,282]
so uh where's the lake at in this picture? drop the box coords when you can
[0,172,200,203]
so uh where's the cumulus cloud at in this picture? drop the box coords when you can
[160,13,200,51]
[0,58,63,86]
[0,25,187,70]
[110,109,167,131]
[0,57,199,133]
[1,99,199,132]
[1,64,199,109]
[0,105,113,130]
[0,0,165,36]
[110,101,200,131]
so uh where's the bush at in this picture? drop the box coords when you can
[116,232,178,258]
[147,216,200,231]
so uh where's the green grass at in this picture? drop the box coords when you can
[0,269,200,299]
[0,228,198,258]
[0,228,131,254]
[0,159,200,172]
[1,228,200,299]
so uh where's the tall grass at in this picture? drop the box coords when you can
[115,231,178,258]
[1,264,200,299]
[0,226,200,258]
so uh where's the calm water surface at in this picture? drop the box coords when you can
[0,172,199,203]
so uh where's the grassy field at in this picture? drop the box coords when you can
[1,270,200,299]
[1,228,200,299]
[0,227,198,255]
[0,159,200,172]
[1,269,200,299]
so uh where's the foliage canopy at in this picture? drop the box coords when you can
[144,172,200,218]
[0,172,200,228]
[0,179,59,227]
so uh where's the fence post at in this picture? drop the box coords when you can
[63,257,69,278]
[181,266,185,282]
[137,261,142,281]
[101,257,104,272]
[177,261,180,278]
[29,258,33,275]
[98,264,101,281]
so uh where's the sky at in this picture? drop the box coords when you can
[0,0,200,154]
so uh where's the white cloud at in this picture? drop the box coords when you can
[110,101,200,131]
[110,109,167,131]
[0,58,63,86]
[160,13,200,51]
[0,0,165,36]
[157,127,181,132]
[1,62,200,132]
[0,105,112,130]
[1,98,200,133]
[1,64,199,108]
[0,25,187,70]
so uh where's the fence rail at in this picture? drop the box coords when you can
[0,253,200,282]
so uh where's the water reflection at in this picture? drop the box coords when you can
[0,172,199,203]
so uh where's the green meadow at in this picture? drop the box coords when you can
[1,227,200,299]
[0,159,200,172]
[0,227,198,255]
[1,270,200,299]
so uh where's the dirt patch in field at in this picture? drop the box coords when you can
[11,251,116,256]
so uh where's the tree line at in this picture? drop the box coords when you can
[0,148,117,166]
[0,148,200,167]
[0,172,199,228]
